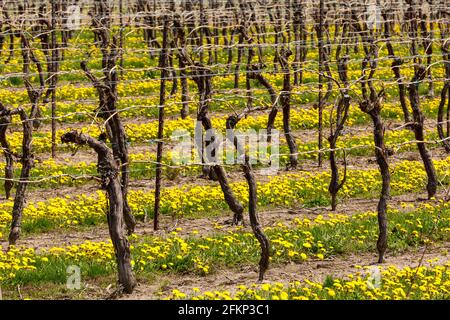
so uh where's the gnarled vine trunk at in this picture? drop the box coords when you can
[61,131,136,294]
[8,108,33,246]
[408,66,438,199]
[81,0,136,234]
[0,103,14,199]
[437,38,450,152]
[226,114,270,281]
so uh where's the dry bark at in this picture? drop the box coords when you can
[226,113,270,281]
[81,0,136,234]
[154,17,169,231]
[408,65,438,199]
[5,108,33,246]
[382,9,412,124]
[175,22,245,225]
[246,43,297,168]
[353,12,390,263]
[61,131,136,294]
[0,103,14,199]
[437,35,450,152]
[328,35,350,211]
[7,26,47,245]
[279,48,298,168]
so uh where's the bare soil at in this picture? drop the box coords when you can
[2,187,444,254]
[76,241,449,300]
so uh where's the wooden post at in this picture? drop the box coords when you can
[119,0,124,79]
[318,0,324,167]
[154,17,169,231]
[51,0,58,158]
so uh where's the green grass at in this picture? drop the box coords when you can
[1,202,448,294]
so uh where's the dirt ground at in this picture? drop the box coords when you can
[72,241,448,300]
[1,187,443,253]
[1,115,449,300]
